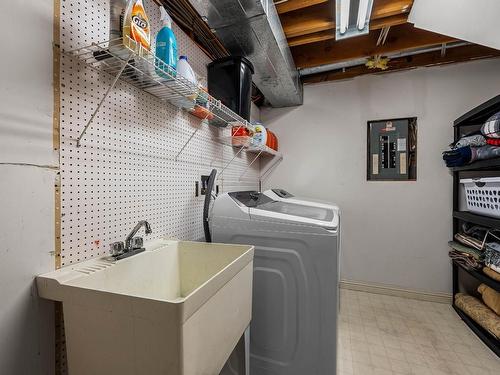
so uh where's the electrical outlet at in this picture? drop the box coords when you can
[200,175,210,195]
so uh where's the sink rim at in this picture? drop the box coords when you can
[37,238,254,307]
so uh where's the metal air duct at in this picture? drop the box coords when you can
[188,0,303,107]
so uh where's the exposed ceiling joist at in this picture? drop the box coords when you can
[292,24,456,69]
[288,13,407,47]
[302,44,500,84]
[288,29,336,47]
[370,13,408,29]
[276,0,329,14]
[281,3,334,38]
[372,0,413,19]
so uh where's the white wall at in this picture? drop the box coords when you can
[261,59,500,294]
[0,0,56,374]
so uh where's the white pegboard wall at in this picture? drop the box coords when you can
[59,0,260,266]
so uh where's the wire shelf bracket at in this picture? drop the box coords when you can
[75,51,134,147]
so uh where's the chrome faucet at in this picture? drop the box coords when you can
[125,220,152,250]
[109,220,152,260]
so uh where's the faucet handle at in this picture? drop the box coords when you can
[109,241,125,256]
[130,237,144,250]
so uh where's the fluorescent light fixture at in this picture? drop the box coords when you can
[340,0,350,34]
[336,0,373,40]
[357,0,370,30]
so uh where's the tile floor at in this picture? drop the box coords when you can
[338,289,500,375]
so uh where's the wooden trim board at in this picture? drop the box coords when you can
[340,279,452,304]
[53,1,64,374]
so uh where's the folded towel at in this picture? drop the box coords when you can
[486,138,500,146]
[451,134,486,149]
[462,223,490,240]
[448,241,483,260]
[449,250,482,270]
[454,233,485,251]
[486,241,500,253]
[478,284,500,315]
[455,293,500,339]
[483,266,500,282]
[485,247,500,270]
[471,144,500,161]
[489,264,500,273]
[442,146,472,167]
[481,111,500,139]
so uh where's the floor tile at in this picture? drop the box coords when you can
[337,290,500,375]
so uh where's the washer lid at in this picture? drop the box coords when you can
[228,191,339,229]
[250,200,339,229]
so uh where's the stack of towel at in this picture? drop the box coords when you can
[448,224,500,277]
[452,223,500,340]
[455,291,500,339]
[443,111,500,167]
[448,233,484,270]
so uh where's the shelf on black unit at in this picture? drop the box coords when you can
[453,304,500,357]
[453,260,500,292]
[453,211,500,230]
[454,94,500,128]
[450,158,500,172]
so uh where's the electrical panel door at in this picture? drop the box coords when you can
[368,119,415,181]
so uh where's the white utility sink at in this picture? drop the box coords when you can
[37,239,254,375]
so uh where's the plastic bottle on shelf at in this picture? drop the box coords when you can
[167,56,199,109]
[155,6,177,79]
[123,0,151,54]
[252,123,268,148]
[177,56,198,86]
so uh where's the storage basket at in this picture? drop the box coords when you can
[461,177,500,218]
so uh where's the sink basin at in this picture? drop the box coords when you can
[37,239,254,375]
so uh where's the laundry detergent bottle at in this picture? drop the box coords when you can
[155,6,177,79]
[252,122,268,148]
[123,0,151,53]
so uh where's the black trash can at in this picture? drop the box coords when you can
[207,56,254,121]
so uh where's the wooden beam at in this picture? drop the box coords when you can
[292,24,456,68]
[288,13,408,47]
[372,0,413,19]
[276,0,329,14]
[288,29,335,47]
[370,13,408,29]
[301,45,500,84]
[281,3,334,38]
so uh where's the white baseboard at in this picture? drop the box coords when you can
[340,279,452,304]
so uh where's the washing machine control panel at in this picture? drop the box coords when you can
[229,191,274,208]
[272,189,294,198]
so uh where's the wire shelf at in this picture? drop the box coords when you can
[63,36,254,145]
[217,136,279,156]
[247,144,279,156]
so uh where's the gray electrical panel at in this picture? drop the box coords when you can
[367,118,417,181]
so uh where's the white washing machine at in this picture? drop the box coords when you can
[206,179,340,375]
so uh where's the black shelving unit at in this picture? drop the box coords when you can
[453,211,500,230]
[451,94,500,357]
[451,158,500,172]
[453,261,500,294]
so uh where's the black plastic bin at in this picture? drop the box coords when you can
[207,56,254,122]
